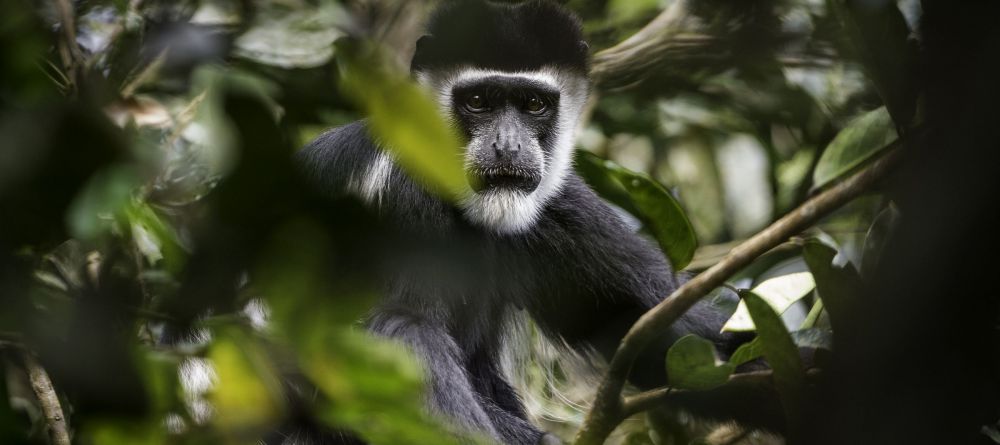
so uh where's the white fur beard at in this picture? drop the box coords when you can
[461,189,543,234]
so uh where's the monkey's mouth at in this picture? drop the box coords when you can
[468,166,541,193]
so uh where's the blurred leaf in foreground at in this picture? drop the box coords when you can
[208,330,284,439]
[255,221,469,444]
[336,41,467,201]
[576,151,698,269]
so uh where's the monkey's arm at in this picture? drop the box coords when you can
[525,175,785,428]
[365,307,511,443]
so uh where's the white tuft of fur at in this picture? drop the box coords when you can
[460,189,543,234]
[357,151,394,206]
[242,297,271,331]
[416,66,590,234]
[179,357,217,424]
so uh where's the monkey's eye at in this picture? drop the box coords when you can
[524,96,547,114]
[465,95,489,113]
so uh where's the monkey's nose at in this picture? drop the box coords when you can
[492,140,521,158]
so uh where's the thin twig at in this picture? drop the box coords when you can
[18,351,71,445]
[53,0,82,92]
[573,144,902,445]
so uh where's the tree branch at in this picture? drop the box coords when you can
[18,351,71,445]
[572,144,902,445]
[590,0,714,89]
[53,0,82,92]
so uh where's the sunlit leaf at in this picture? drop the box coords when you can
[576,151,698,269]
[812,106,897,190]
[743,292,806,421]
[208,332,283,435]
[337,42,467,201]
[667,334,735,390]
[723,272,815,332]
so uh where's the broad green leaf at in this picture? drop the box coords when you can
[338,42,466,201]
[723,272,815,332]
[667,334,735,391]
[576,151,698,269]
[812,107,897,190]
[829,0,918,126]
[802,239,863,333]
[743,292,806,422]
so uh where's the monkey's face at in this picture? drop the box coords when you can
[421,68,589,233]
[451,75,558,194]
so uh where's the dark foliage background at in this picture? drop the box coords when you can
[0,0,997,444]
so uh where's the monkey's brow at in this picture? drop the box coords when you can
[452,75,560,96]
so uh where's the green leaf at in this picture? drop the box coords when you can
[791,328,833,351]
[208,331,284,435]
[723,271,815,332]
[743,292,806,421]
[729,337,763,366]
[802,239,863,333]
[812,107,897,190]
[338,42,467,201]
[576,151,698,269]
[66,165,139,240]
[255,222,476,445]
[125,201,186,275]
[666,334,735,391]
[829,0,919,127]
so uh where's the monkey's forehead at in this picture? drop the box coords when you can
[410,0,589,75]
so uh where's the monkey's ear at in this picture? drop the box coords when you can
[411,34,436,72]
[578,40,589,53]
[416,34,435,50]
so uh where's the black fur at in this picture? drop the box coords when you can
[411,0,589,74]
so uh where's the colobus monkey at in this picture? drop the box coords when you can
[295,1,754,443]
